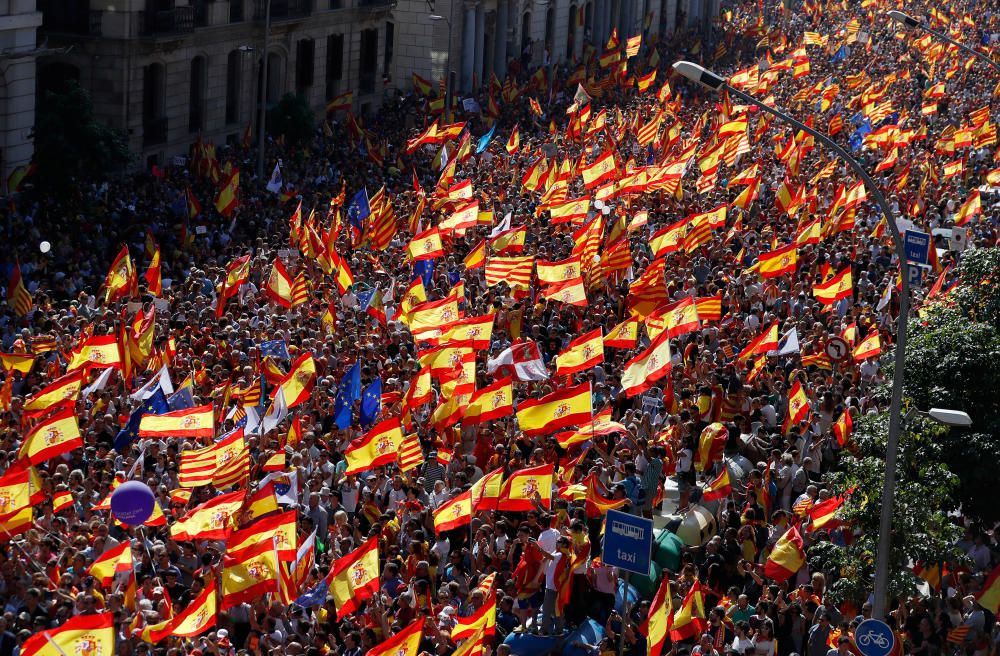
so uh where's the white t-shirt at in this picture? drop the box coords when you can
[544,551,564,590]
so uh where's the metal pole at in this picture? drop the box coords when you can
[617,570,630,656]
[888,11,1000,74]
[670,62,910,620]
[256,0,271,180]
[445,18,453,121]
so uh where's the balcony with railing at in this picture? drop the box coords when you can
[253,0,311,20]
[138,6,193,35]
[40,0,103,35]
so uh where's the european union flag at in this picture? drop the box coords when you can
[476,124,496,154]
[293,579,329,608]
[414,259,434,288]
[114,388,169,452]
[831,45,847,63]
[360,377,381,429]
[334,361,361,429]
[260,339,290,361]
[167,385,195,411]
[356,288,377,312]
[346,189,370,231]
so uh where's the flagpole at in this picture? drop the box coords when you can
[672,61,910,620]
[617,569,630,656]
[43,633,73,656]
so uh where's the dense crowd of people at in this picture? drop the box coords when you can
[2,1,1000,656]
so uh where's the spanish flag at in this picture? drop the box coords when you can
[853,330,881,361]
[343,417,404,475]
[786,380,811,428]
[813,267,853,304]
[669,580,706,641]
[87,541,132,586]
[465,377,514,424]
[505,124,521,154]
[215,168,240,217]
[170,489,246,541]
[498,463,554,512]
[227,510,298,561]
[406,227,445,261]
[694,422,727,472]
[955,190,982,226]
[434,489,473,533]
[833,410,853,446]
[368,621,422,656]
[555,328,604,377]
[464,239,487,269]
[580,150,618,189]
[0,352,34,375]
[702,467,732,501]
[808,494,845,533]
[976,563,1000,612]
[141,585,216,643]
[18,406,82,465]
[0,466,29,519]
[642,577,673,656]
[621,330,672,398]
[453,588,497,640]
[758,243,797,279]
[731,177,760,209]
[604,316,639,349]
[738,321,779,359]
[541,276,588,306]
[661,296,701,338]
[583,473,627,517]
[264,258,295,308]
[66,334,121,372]
[274,352,316,408]
[471,467,504,511]
[763,524,806,582]
[329,537,380,619]
[21,612,114,656]
[101,245,136,304]
[516,383,592,436]
[139,404,214,439]
[221,541,279,610]
[942,158,964,179]
[24,369,83,417]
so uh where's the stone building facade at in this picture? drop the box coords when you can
[0,0,42,181]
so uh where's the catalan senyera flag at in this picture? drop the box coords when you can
[498,463,554,512]
[516,383,592,436]
[452,626,487,656]
[464,377,513,424]
[141,585,216,643]
[139,404,214,439]
[702,467,732,502]
[813,267,853,304]
[221,541,279,610]
[329,537,380,619]
[695,295,722,322]
[621,330,672,397]
[642,576,673,656]
[87,541,132,586]
[763,524,806,582]
[669,580,707,641]
[170,489,246,541]
[178,428,247,488]
[7,259,32,317]
[21,612,114,656]
[758,243,798,278]
[853,330,881,361]
[24,369,83,417]
[368,621,423,656]
[18,406,82,465]
[343,417,404,475]
[434,489,473,533]
[227,510,298,561]
[555,328,604,377]
[485,256,534,289]
[274,352,316,408]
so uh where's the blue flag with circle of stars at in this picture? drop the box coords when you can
[360,377,382,429]
[346,189,370,232]
[114,388,169,452]
[334,360,361,429]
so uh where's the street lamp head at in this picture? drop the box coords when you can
[928,408,973,427]
[887,10,920,28]
[672,61,726,91]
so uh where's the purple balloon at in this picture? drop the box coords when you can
[110,480,155,525]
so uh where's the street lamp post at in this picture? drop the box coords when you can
[428,14,453,120]
[257,0,271,180]
[672,60,911,620]
[888,11,1000,75]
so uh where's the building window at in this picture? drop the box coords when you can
[189,56,206,132]
[226,50,241,125]
[296,38,315,94]
[143,63,167,146]
[326,33,344,99]
[383,21,394,75]
[358,28,377,94]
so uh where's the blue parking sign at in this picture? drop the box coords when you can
[854,619,895,656]
[602,509,653,575]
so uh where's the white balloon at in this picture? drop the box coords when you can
[39,241,51,254]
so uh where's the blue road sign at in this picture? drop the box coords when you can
[904,229,931,265]
[906,263,924,288]
[854,619,895,656]
[602,509,653,576]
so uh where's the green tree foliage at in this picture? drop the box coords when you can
[266,93,316,148]
[32,82,131,189]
